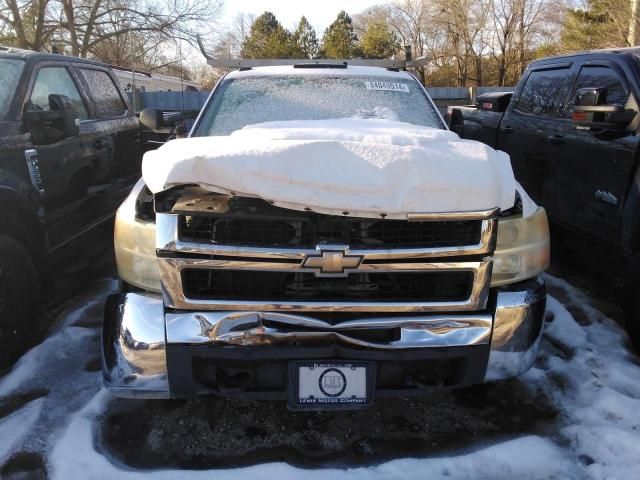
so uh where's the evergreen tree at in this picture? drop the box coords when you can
[294,16,319,59]
[241,11,294,58]
[360,21,399,59]
[321,11,358,58]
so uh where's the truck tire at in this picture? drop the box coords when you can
[0,235,39,367]
[624,253,640,353]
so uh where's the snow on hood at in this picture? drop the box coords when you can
[142,118,535,218]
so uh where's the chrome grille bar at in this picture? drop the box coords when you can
[155,210,498,313]
[156,212,498,260]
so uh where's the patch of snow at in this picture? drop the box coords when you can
[526,274,640,479]
[143,119,521,218]
[0,397,44,463]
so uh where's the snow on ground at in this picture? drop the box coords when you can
[1,272,639,479]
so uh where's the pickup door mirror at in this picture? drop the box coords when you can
[571,87,636,131]
[22,94,79,145]
[139,107,164,130]
[449,108,464,135]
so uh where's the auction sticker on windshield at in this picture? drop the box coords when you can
[365,81,410,92]
[288,361,375,410]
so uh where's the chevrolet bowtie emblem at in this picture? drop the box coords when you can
[302,245,363,275]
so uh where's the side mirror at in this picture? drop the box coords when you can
[571,86,636,131]
[140,107,164,130]
[23,94,79,144]
[449,108,464,136]
[572,105,636,131]
[574,87,605,107]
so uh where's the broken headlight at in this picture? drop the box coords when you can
[491,206,550,287]
[114,179,161,293]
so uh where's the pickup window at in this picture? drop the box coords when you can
[0,58,24,119]
[79,68,127,118]
[514,68,569,116]
[567,65,629,110]
[29,66,89,120]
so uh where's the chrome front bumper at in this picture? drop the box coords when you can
[102,278,546,399]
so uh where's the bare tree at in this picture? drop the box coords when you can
[491,0,519,85]
[388,0,429,83]
[0,0,57,50]
[1,0,223,61]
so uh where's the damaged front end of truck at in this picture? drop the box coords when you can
[102,64,550,410]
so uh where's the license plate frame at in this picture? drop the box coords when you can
[288,360,376,411]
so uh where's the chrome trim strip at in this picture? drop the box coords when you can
[158,258,491,312]
[155,213,498,260]
[407,207,499,222]
[165,310,493,348]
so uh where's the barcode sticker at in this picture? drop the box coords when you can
[365,81,410,93]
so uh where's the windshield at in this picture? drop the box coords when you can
[0,59,25,119]
[194,75,443,136]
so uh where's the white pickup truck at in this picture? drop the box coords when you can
[102,61,550,411]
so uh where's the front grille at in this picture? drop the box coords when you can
[179,214,482,249]
[181,269,474,303]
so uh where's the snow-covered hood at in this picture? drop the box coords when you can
[142,119,534,218]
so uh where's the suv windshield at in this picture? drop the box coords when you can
[195,75,443,136]
[0,59,25,119]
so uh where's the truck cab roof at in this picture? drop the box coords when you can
[224,64,417,80]
[531,47,640,69]
[0,45,109,68]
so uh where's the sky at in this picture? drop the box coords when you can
[221,0,384,33]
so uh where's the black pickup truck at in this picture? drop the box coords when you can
[450,47,640,349]
[0,46,145,366]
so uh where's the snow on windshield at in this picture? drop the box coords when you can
[195,75,442,136]
[0,59,24,119]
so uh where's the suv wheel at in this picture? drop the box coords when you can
[0,235,39,367]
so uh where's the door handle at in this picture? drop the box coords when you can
[93,138,108,149]
[547,134,564,145]
[502,126,514,134]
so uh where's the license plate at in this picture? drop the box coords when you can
[288,361,375,410]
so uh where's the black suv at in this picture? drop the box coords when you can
[0,46,143,366]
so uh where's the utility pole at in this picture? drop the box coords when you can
[630,0,639,46]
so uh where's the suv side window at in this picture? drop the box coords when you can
[79,68,126,118]
[28,66,88,120]
[568,65,629,108]
[514,68,569,116]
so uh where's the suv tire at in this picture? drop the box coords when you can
[0,235,39,367]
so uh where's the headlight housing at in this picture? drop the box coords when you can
[114,179,161,293]
[491,206,550,287]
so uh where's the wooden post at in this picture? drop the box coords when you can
[630,0,639,46]
[469,86,477,104]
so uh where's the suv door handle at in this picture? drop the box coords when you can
[547,134,564,145]
[501,126,514,134]
[93,138,108,149]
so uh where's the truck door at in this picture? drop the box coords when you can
[75,67,141,179]
[23,64,99,205]
[497,65,574,205]
[559,62,639,245]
